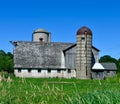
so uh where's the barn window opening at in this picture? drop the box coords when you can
[18,68,21,73]
[68,69,71,73]
[57,69,61,73]
[39,38,43,42]
[81,37,85,40]
[48,69,51,73]
[38,69,41,73]
[64,69,66,71]
[28,69,31,73]
[107,71,110,73]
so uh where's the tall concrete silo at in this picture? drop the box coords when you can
[32,28,51,42]
[76,26,92,79]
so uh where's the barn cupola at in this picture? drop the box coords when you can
[76,26,92,79]
[32,28,51,42]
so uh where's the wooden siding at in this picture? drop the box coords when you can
[65,46,76,69]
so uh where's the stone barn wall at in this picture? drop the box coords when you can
[14,69,76,78]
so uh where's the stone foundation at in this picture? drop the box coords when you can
[14,69,76,78]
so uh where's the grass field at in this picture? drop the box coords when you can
[0,74,120,104]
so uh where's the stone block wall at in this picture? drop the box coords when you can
[14,69,76,78]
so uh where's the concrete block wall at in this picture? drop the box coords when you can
[33,33,49,42]
[14,69,76,78]
[76,34,92,79]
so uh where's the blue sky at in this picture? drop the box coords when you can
[0,0,120,59]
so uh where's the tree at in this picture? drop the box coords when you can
[117,58,120,73]
[0,50,5,56]
[0,50,14,73]
[99,55,119,72]
[7,52,13,59]
[99,55,117,63]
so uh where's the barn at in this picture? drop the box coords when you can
[10,26,117,79]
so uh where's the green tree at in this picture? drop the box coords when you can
[0,50,14,73]
[117,58,120,73]
[0,50,5,56]
[99,55,117,63]
[99,55,119,72]
[7,52,13,59]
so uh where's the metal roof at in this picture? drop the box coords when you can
[101,63,117,70]
[77,26,92,35]
[92,63,117,70]
[92,63,104,69]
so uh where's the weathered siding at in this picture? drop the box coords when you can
[65,46,76,69]
[13,42,74,69]
[92,48,99,63]
[92,70,116,79]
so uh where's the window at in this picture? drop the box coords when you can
[18,69,21,73]
[39,38,43,42]
[64,69,66,71]
[48,69,51,73]
[107,71,110,73]
[68,69,71,73]
[28,69,31,73]
[57,69,61,73]
[81,37,85,40]
[38,69,41,73]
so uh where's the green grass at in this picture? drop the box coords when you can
[0,75,120,104]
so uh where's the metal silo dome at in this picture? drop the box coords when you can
[77,26,92,35]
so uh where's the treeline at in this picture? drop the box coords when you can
[0,50,13,73]
[99,55,120,72]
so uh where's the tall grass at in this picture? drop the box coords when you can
[0,75,120,104]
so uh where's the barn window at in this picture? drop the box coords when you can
[28,69,31,73]
[48,69,51,73]
[57,69,61,73]
[18,69,21,73]
[64,69,66,71]
[38,69,41,73]
[107,71,110,73]
[81,37,85,40]
[68,69,71,73]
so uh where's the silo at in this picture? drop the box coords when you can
[76,26,92,79]
[32,28,51,42]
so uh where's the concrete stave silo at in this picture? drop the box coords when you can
[32,28,51,42]
[76,26,92,79]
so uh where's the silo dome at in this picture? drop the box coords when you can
[33,28,49,34]
[77,26,92,35]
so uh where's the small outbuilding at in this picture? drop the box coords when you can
[92,63,117,79]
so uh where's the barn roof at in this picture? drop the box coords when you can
[77,26,92,35]
[101,63,117,70]
[92,63,104,69]
[63,44,100,52]
[12,41,74,69]
[92,63,117,70]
